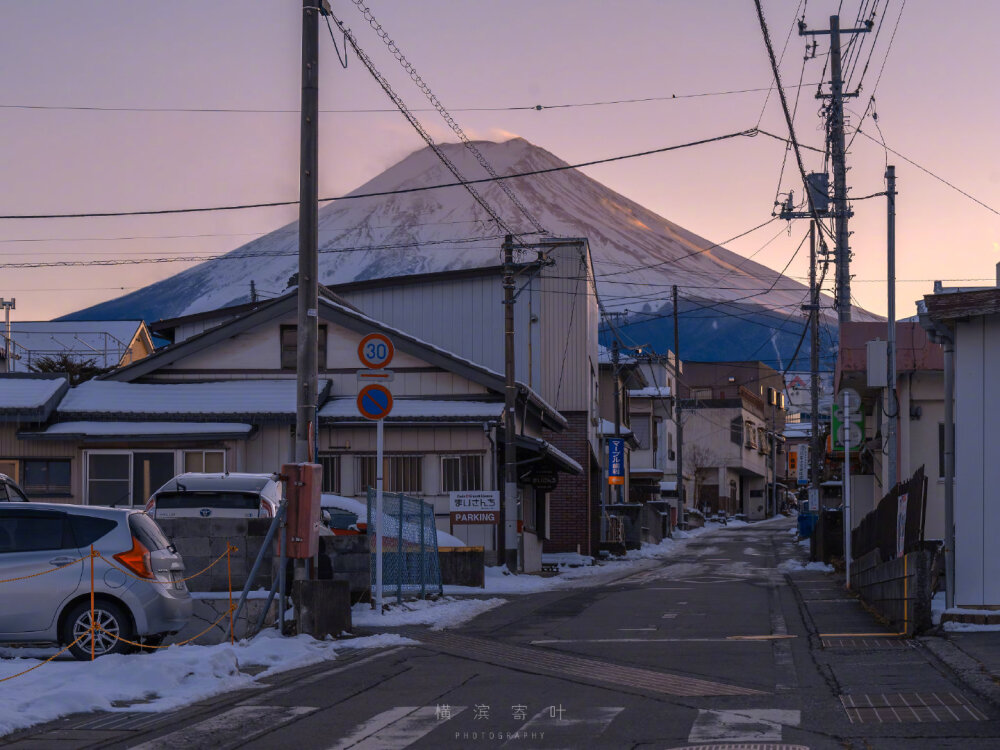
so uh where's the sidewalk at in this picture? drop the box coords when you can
[921,631,1000,712]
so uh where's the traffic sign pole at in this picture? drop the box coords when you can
[357,333,394,616]
[376,417,384,614]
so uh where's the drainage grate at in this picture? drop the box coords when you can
[405,630,763,697]
[840,692,988,723]
[64,712,171,732]
[822,638,915,650]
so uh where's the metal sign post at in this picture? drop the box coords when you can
[376,418,384,613]
[358,333,394,614]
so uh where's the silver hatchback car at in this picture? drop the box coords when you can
[0,503,193,659]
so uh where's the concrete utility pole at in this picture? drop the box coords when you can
[672,285,685,527]
[886,165,898,490]
[502,234,520,572]
[800,15,870,326]
[809,223,822,511]
[294,0,324,580]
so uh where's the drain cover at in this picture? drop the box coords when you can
[841,692,987,723]
[822,637,915,649]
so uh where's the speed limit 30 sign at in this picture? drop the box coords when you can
[358,333,394,369]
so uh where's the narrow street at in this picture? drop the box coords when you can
[10,519,998,750]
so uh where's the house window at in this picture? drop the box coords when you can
[320,454,341,493]
[355,455,422,495]
[21,460,71,496]
[280,324,328,370]
[441,455,482,492]
[183,450,225,474]
[87,453,131,506]
[730,417,743,446]
[86,451,176,506]
[631,416,651,449]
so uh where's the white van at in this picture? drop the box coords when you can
[145,473,280,520]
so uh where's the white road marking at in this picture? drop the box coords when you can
[328,706,466,750]
[618,627,656,631]
[502,706,623,747]
[688,708,800,743]
[241,647,407,705]
[661,613,678,619]
[131,706,317,750]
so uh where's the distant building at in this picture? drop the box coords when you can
[679,361,787,519]
[2,321,154,374]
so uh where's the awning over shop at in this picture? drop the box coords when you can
[514,434,583,475]
[20,421,254,442]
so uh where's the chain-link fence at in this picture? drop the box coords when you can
[367,489,443,603]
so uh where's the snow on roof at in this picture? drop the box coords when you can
[321,493,368,518]
[537,439,584,475]
[6,321,144,371]
[628,385,672,399]
[58,379,327,418]
[599,418,632,436]
[29,422,253,439]
[319,398,502,421]
[0,376,67,410]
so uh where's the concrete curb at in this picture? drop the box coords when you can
[920,634,1000,712]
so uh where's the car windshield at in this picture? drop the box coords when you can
[154,491,261,511]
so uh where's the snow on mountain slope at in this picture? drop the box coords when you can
[65,137,839,326]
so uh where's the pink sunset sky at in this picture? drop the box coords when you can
[1,0,997,322]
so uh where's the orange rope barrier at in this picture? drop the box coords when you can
[95,605,236,650]
[96,545,238,584]
[0,554,87,584]
[0,633,87,683]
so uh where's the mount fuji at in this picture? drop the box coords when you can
[64,137,856,365]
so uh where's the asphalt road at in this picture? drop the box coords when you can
[10,517,1000,750]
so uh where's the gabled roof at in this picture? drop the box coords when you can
[0,374,69,423]
[103,289,567,431]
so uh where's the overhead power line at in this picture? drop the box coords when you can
[0,235,506,270]
[0,128,758,220]
[0,83,823,115]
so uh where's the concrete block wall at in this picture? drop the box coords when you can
[158,518,273,593]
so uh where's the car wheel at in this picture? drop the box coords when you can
[63,600,135,660]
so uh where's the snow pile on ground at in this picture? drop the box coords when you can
[930,591,1000,631]
[352,596,506,630]
[778,559,834,573]
[542,552,594,568]
[0,631,412,738]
